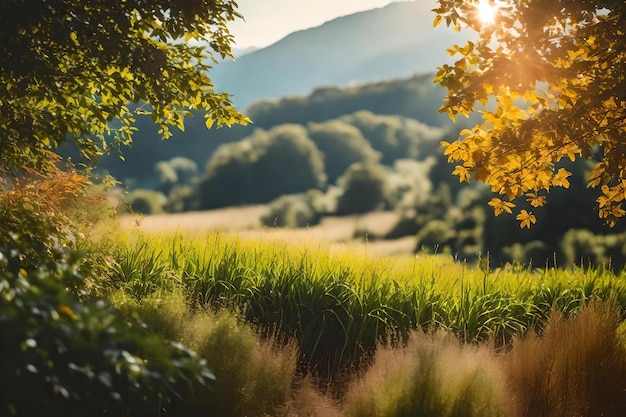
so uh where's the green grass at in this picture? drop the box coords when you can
[107,231,626,378]
[100,229,626,416]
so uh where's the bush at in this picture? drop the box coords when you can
[340,110,446,165]
[199,125,326,209]
[0,164,91,271]
[415,220,457,254]
[125,189,167,214]
[560,229,626,270]
[114,293,299,417]
[336,162,393,215]
[262,190,327,228]
[307,120,381,184]
[0,235,213,417]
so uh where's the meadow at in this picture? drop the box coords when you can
[100,211,626,416]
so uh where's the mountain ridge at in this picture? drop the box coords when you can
[212,1,468,110]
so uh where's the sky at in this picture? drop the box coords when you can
[228,0,411,49]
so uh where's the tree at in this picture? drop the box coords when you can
[199,125,326,208]
[0,0,249,172]
[433,0,625,227]
[307,120,381,183]
[336,162,392,215]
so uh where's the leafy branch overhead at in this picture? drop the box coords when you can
[433,0,625,227]
[0,0,250,171]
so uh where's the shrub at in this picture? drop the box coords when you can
[155,157,199,195]
[560,229,626,270]
[125,188,167,214]
[415,220,456,254]
[262,189,327,228]
[0,164,91,271]
[340,110,446,165]
[307,120,381,184]
[199,125,326,208]
[336,162,393,215]
[115,293,299,417]
[0,235,213,417]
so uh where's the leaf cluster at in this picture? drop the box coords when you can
[0,0,249,171]
[0,234,213,417]
[434,0,625,227]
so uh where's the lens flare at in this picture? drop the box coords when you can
[477,0,497,25]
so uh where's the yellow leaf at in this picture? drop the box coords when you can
[553,168,571,188]
[453,165,471,183]
[526,193,546,207]
[516,210,536,229]
[488,198,515,216]
[59,305,77,320]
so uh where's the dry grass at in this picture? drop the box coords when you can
[505,300,626,417]
[342,331,507,417]
[118,206,415,258]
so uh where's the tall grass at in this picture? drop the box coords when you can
[112,290,298,417]
[505,300,626,417]
[342,332,506,417]
[109,231,626,377]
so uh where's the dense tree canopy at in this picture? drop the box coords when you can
[199,125,326,208]
[307,120,381,183]
[434,0,625,227]
[0,0,248,171]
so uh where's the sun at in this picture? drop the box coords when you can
[476,0,497,25]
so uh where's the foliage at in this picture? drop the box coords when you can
[307,120,381,184]
[247,74,450,129]
[0,234,213,417]
[434,0,626,226]
[336,163,393,215]
[0,160,93,272]
[0,0,249,171]
[416,220,457,254]
[341,111,446,165]
[560,229,626,271]
[199,125,326,208]
[113,293,298,417]
[155,156,199,195]
[97,74,449,185]
[125,189,167,215]
[261,190,328,228]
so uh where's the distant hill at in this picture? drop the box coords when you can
[93,1,470,185]
[211,1,469,109]
[232,46,259,58]
[96,74,452,186]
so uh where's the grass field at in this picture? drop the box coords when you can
[118,206,415,258]
[106,208,626,416]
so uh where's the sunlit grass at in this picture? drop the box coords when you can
[107,229,626,380]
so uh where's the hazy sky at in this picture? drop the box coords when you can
[229,0,412,49]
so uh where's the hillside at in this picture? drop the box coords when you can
[211,1,468,109]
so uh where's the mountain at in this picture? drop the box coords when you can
[211,1,468,110]
[232,46,260,58]
[93,1,469,185]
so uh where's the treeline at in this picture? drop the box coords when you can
[125,110,449,213]
[113,71,626,270]
[95,73,448,186]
